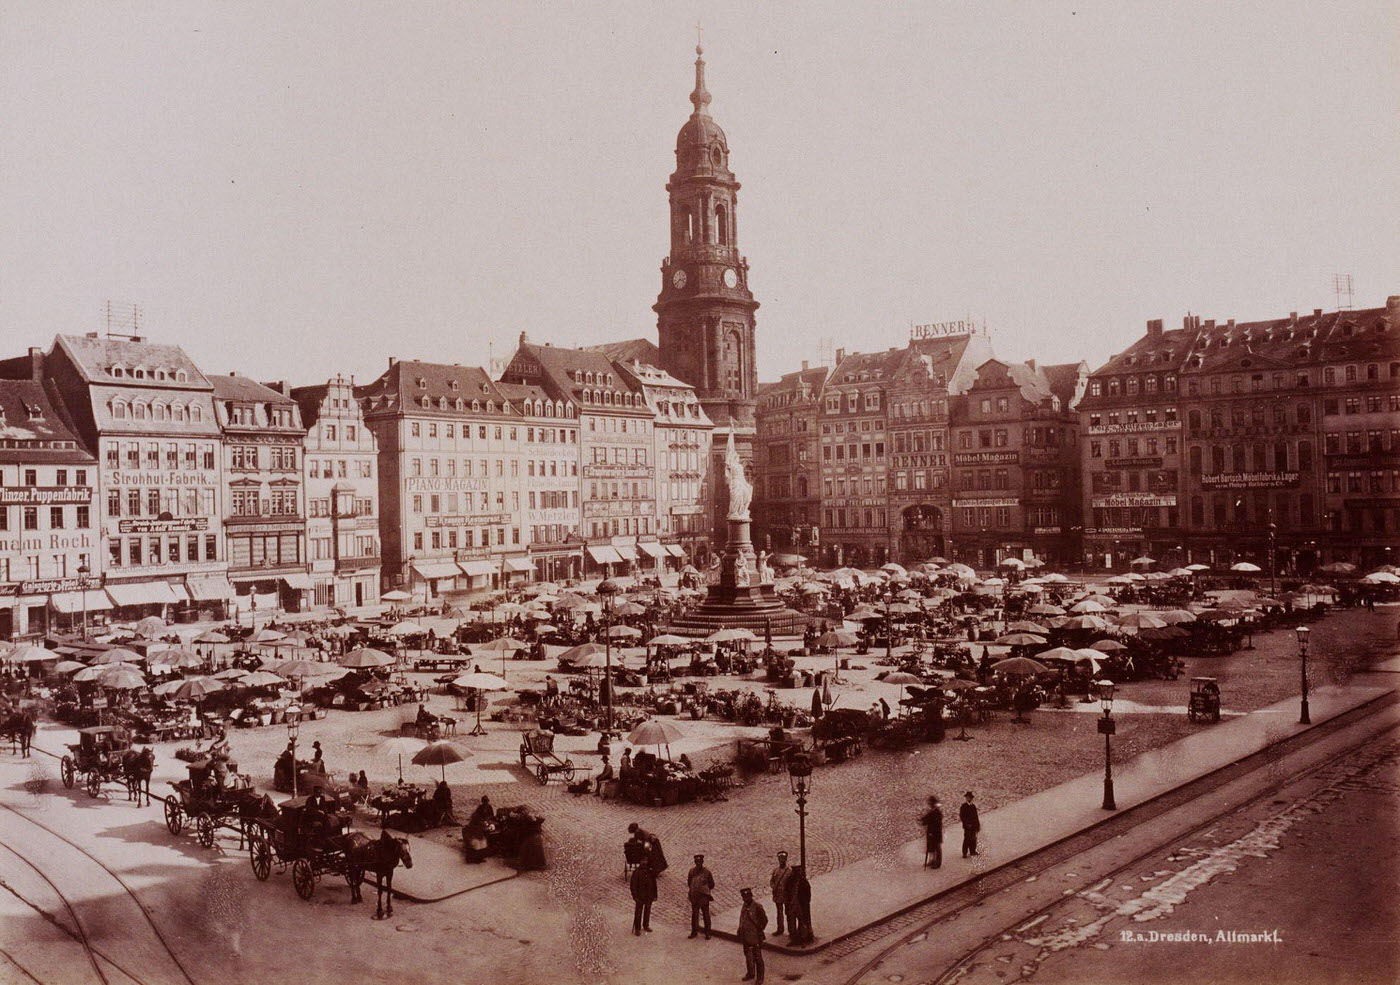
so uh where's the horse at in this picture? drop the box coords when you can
[2,710,36,757]
[121,747,155,806]
[344,830,414,919]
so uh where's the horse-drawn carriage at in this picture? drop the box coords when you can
[519,729,576,785]
[1187,677,1222,723]
[61,726,131,797]
[245,797,354,900]
[163,759,258,848]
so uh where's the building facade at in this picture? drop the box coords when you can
[43,334,231,621]
[292,376,381,609]
[495,381,584,583]
[753,363,827,557]
[0,355,101,639]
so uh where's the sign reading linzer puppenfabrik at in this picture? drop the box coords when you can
[954,451,1018,465]
[1199,472,1300,490]
[0,487,90,506]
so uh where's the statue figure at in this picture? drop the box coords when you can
[734,559,751,588]
[723,432,752,521]
[757,551,774,585]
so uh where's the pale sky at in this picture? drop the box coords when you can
[2,1,1396,386]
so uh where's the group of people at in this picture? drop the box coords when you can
[920,790,981,868]
[624,823,811,985]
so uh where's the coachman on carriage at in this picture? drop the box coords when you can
[61,726,132,798]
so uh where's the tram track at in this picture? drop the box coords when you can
[832,690,1400,985]
[0,840,109,985]
[0,801,199,985]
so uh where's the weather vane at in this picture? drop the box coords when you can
[696,19,703,50]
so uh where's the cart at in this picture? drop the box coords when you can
[518,729,576,785]
[1187,677,1221,723]
[60,726,131,798]
[163,760,260,848]
[245,799,354,900]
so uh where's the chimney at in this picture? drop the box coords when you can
[1290,312,1298,324]
[1205,319,1215,330]
[1025,358,1036,371]
[835,348,845,363]
[388,356,397,367]
[800,360,809,370]
[1226,319,1235,330]
[28,347,43,382]
[518,330,528,347]
[1387,296,1400,320]
[1313,308,1323,319]
[1146,318,1163,338]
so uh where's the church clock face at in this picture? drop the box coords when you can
[672,269,687,289]
[723,268,738,288]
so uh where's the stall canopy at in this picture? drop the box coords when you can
[586,545,623,564]
[413,560,462,580]
[458,560,497,578]
[281,573,314,590]
[613,544,639,561]
[186,576,235,600]
[106,582,179,607]
[49,590,113,614]
[167,584,192,602]
[665,544,687,558]
[502,557,533,573]
[638,541,665,559]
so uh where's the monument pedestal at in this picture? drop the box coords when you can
[666,516,811,637]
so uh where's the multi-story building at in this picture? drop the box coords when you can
[616,358,714,567]
[0,352,101,639]
[360,360,538,598]
[500,339,654,576]
[209,375,309,611]
[817,347,903,568]
[42,334,231,621]
[291,376,381,609]
[753,362,828,557]
[495,380,583,583]
[950,359,1084,567]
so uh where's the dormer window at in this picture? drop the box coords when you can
[472,400,480,412]
[438,397,448,410]
[111,365,125,377]
[486,400,495,413]
[420,396,430,408]
[417,377,427,388]
[449,380,459,391]
[176,370,187,382]
[454,398,464,410]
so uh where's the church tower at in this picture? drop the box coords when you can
[654,43,759,438]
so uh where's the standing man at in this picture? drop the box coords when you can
[921,795,943,868]
[738,887,768,983]
[687,853,715,939]
[768,851,793,935]
[786,864,812,945]
[629,853,656,935]
[959,791,980,858]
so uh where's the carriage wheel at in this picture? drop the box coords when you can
[61,756,75,789]
[86,771,101,798]
[197,814,216,848]
[292,858,316,900]
[165,800,184,835]
[249,834,271,881]
[536,764,549,784]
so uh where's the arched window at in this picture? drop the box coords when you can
[175,370,187,382]
[111,400,127,419]
[174,404,186,421]
[134,402,147,420]
[191,404,202,421]
[715,203,728,245]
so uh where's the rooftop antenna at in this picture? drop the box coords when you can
[104,301,143,340]
[817,336,835,368]
[1333,273,1353,310]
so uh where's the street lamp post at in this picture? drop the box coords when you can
[786,751,812,875]
[1268,519,1278,598]
[78,563,91,640]
[1095,679,1116,810]
[287,707,301,798]
[884,591,893,663]
[1296,625,1311,725]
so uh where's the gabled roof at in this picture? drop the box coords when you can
[53,335,210,390]
[357,360,512,417]
[1040,361,1089,408]
[502,341,648,413]
[208,374,296,406]
[0,379,95,464]
[828,347,907,387]
[582,338,663,366]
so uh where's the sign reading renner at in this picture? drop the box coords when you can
[911,319,977,340]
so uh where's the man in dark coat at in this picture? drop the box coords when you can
[629,855,657,935]
[959,791,980,857]
[921,795,943,868]
[769,851,793,935]
[687,853,715,939]
[738,887,768,983]
[785,865,812,944]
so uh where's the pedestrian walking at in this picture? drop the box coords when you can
[786,864,812,944]
[959,791,980,857]
[738,887,768,983]
[921,795,943,868]
[687,853,715,939]
[629,854,656,935]
[769,851,793,935]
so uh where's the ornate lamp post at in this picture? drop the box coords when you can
[1268,519,1278,598]
[884,590,894,663]
[1295,625,1311,725]
[77,562,91,640]
[1095,679,1116,810]
[786,751,813,874]
[286,706,301,798]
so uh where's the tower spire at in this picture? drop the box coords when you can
[690,37,711,117]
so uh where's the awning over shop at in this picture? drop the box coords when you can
[185,576,235,600]
[413,561,462,580]
[614,544,639,561]
[502,557,533,573]
[106,582,180,607]
[49,590,114,614]
[637,541,665,558]
[458,560,497,578]
[586,545,623,564]
[281,573,314,590]
[665,544,688,558]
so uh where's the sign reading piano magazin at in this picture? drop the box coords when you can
[1200,472,1300,490]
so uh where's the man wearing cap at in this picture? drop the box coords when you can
[738,887,768,983]
[768,851,793,935]
[960,791,980,857]
[921,795,943,868]
[687,853,715,939]
[629,852,657,935]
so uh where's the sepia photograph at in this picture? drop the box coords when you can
[0,3,1397,984]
